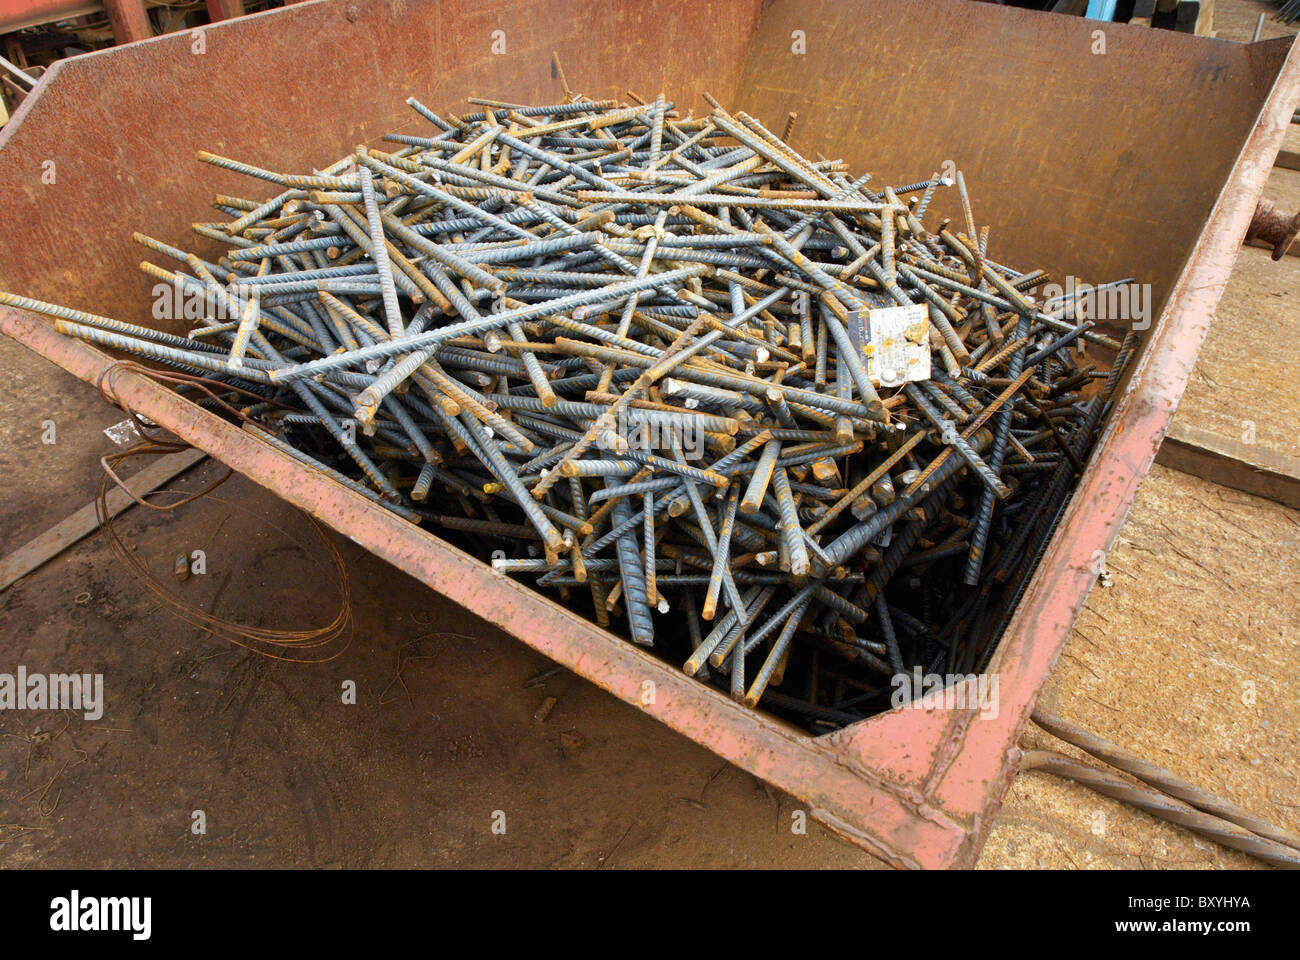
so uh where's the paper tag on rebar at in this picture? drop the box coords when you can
[853,304,930,388]
[104,419,143,446]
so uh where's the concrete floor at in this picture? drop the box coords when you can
[0,0,1296,869]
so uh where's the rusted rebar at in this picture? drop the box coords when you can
[2,90,1134,729]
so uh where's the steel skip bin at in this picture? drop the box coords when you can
[1,0,1296,868]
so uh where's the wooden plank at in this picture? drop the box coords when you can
[0,448,206,592]
[103,0,152,45]
[1244,236,1300,259]
[1156,421,1300,510]
[1274,149,1300,172]
[1193,0,1215,37]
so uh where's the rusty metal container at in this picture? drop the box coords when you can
[2,0,1296,868]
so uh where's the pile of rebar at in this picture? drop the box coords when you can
[1,92,1138,729]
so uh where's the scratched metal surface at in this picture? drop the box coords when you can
[737,0,1291,312]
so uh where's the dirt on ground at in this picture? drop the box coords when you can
[1,447,883,868]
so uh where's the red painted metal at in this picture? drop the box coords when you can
[204,0,243,24]
[0,0,98,34]
[2,0,1297,867]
